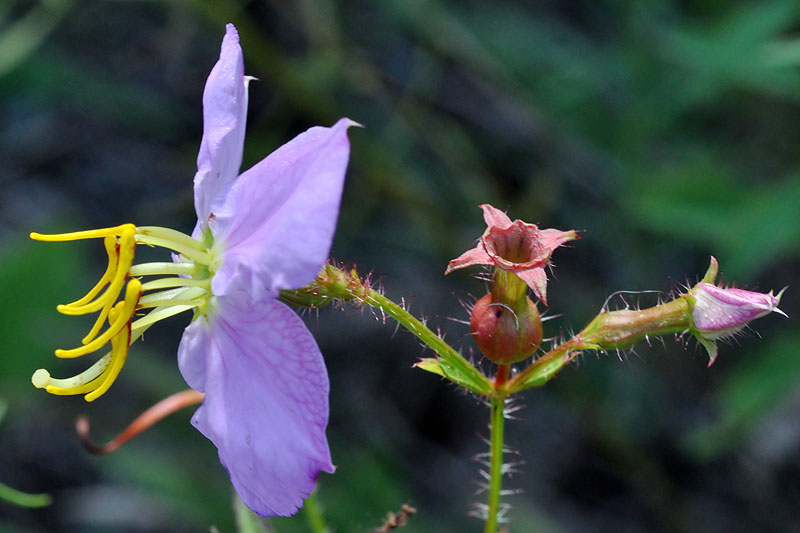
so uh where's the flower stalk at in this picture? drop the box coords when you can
[281,263,494,396]
[485,394,506,533]
[76,389,205,455]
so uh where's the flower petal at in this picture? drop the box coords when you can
[445,244,492,274]
[193,23,249,228]
[516,267,549,304]
[182,296,334,517]
[480,204,513,229]
[539,228,580,252]
[211,118,355,297]
[177,317,212,392]
[691,282,782,337]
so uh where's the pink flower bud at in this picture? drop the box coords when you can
[689,257,787,366]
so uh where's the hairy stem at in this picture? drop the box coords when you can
[281,264,494,396]
[485,394,506,533]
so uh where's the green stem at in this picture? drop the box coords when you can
[361,289,491,391]
[281,265,494,396]
[0,482,51,508]
[485,395,506,533]
[303,490,327,533]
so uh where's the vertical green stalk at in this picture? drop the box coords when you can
[303,490,327,533]
[485,394,506,533]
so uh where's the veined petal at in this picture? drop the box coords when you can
[182,296,334,517]
[691,282,783,338]
[193,23,249,227]
[211,118,355,296]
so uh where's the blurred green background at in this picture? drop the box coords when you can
[1,1,798,531]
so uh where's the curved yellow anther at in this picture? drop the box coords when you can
[55,278,141,359]
[63,235,118,309]
[84,307,131,402]
[57,226,136,318]
[30,223,136,242]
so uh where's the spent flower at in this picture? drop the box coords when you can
[446,204,578,304]
[31,24,354,517]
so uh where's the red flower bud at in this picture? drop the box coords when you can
[470,291,543,365]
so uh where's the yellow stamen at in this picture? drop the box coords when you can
[55,278,141,358]
[33,327,150,398]
[140,277,209,292]
[63,235,118,308]
[135,233,212,264]
[136,226,208,251]
[30,223,136,242]
[84,303,131,402]
[31,222,214,401]
[137,286,208,309]
[32,355,110,393]
[57,227,136,318]
[132,288,208,330]
[130,262,197,277]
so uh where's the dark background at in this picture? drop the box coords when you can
[1,1,799,531]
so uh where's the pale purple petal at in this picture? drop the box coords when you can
[210,118,354,297]
[692,282,783,338]
[185,295,334,517]
[193,23,249,229]
[177,317,212,392]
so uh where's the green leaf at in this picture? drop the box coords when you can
[414,357,493,396]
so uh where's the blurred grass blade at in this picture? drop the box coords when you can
[0,0,73,78]
[234,494,269,533]
[0,482,51,508]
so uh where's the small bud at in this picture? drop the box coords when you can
[279,263,364,308]
[470,271,543,364]
[689,257,787,366]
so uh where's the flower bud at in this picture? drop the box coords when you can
[470,271,543,364]
[689,257,786,366]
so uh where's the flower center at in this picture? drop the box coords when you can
[30,224,217,401]
[484,223,545,267]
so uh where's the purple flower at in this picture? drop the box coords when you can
[177,24,353,516]
[690,257,786,366]
[31,23,354,517]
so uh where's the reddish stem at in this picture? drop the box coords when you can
[494,364,511,389]
[76,389,204,455]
